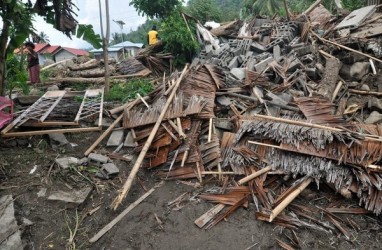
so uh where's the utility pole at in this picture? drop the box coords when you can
[99,0,110,92]
[113,20,126,59]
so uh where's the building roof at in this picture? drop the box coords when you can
[89,47,123,53]
[41,45,61,54]
[111,41,143,48]
[14,43,50,54]
[52,47,89,56]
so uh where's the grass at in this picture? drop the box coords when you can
[104,78,154,102]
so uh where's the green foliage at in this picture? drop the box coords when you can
[5,54,29,97]
[110,20,159,46]
[160,10,199,66]
[186,0,222,23]
[75,24,102,49]
[252,0,281,15]
[215,0,245,21]
[105,78,153,102]
[130,0,181,18]
[342,0,364,11]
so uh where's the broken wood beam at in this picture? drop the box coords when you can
[349,89,382,96]
[1,127,101,137]
[269,178,312,222]
[238,166,272,185]
[111,65,189,210]
[194,204,226,228]
[89,187,156,243]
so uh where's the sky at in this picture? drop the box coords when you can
[33,0,147,49]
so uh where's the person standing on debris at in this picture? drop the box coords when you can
[24,41,41,84]
[147,25,159,46]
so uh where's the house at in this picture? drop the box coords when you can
[110,41,143,57]
[52,47,89,62]
[14,43,89,64]
[89,47,124,61]
[90,41,143,62]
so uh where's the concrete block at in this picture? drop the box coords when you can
[273,45,281,60]
[49,133,69,146]
[0,196,23,250]
[88,153,109,166]
[228,56,239,69]
[96,163,119,179]
[107,130,124,147]
[47,187,93,205]
[251,42,265,53]
[124,131,136,147]
[230,68,246,80]
[254,57,274,72]
[55,157,79,169]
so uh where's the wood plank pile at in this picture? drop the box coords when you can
[98,3,382,242]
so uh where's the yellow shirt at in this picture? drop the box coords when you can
[148,30,158,45]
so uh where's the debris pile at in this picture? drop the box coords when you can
[5,2,382,247]
[88,3,382,241]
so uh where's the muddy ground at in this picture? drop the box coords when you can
[1,131,382,250]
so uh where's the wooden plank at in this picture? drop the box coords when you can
[2,127,101,137]
[89,187,156,243]
[194,204,225,228]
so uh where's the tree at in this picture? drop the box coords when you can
[0,0,102,95]
[160,10,199,65]
[186,0,222,23]
[252,0,281,15]
[129,0,181,18]
[37,31,50,43]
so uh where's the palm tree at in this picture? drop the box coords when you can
[252,0,281,15]
[38,31,50,43]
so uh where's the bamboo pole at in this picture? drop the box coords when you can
[89,187,156,243]
[111,65,189,210]
[302,0,322,15]
[269,178,312,222]
[84,114,123,156]
[238,166,272,185]
[137,93,150,108]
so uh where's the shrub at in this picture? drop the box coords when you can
[105,78,153,102]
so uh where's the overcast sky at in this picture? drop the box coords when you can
[33,0,146,49]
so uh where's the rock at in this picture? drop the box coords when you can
[47,85,59,91]
[16,95,40,105]
[22,218,34,226]
[49,133,69,146]
[88,153,109,166]
[124,131,136,147]
[29,88,41,96]
[96,163,119,179]
[107,130,124,147]
[0,195,23,250]
[37,188,47,198]
[340,62,370,80]
[365,111,382,124]
[360,84,370,91]
[78,157,89,166]
[47,186,93,205]
[55,157,79,169]
[368,97,382,112]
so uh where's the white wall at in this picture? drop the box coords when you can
[54,50,75,62]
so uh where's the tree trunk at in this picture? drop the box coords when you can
[99,0,110,93]
[0,20,10,96]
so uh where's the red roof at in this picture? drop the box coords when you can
[34,43,50,53]
[14,43,50,54]
[41,45,61,54]
[54,47,89,56]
